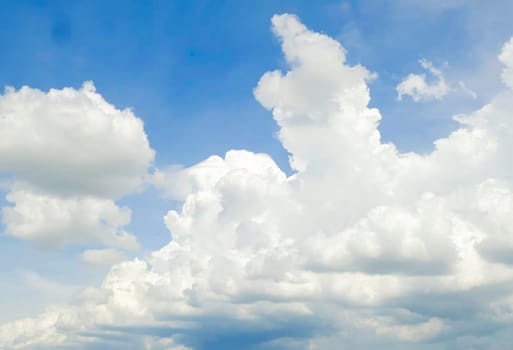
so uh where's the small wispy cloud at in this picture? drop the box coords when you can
[396,59,450,102]
[396,59,476,102]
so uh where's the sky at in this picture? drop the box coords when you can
[1,1,513,349]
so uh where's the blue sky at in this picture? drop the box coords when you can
[3,0,510,164]
[2,1,513,349]
[0,0,507,246]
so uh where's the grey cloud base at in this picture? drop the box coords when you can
[2,14,513,350]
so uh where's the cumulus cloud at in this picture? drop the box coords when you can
[3,190,137,250]
[0,82,154,198]
[0,82,154,251]
[2,13,513,350]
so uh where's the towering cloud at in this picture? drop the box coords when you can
[2,14,513,350]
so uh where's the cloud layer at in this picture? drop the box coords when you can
[2,13,513,350]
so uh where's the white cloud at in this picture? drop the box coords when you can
[363,316,444,342]
[80,248,128,266]
[2,190,137,250]
[396,60,477,102]
[0,82,154,198]
[2,13,513,350]
[499,37,513,89]
[0,82,154,251]
[151,150,286,201]
[396,59,450,102]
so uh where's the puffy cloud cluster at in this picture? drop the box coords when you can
[0,82,154,253]
[3,191,136,250]
[0,82,153,197]
[2,13,513,350]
